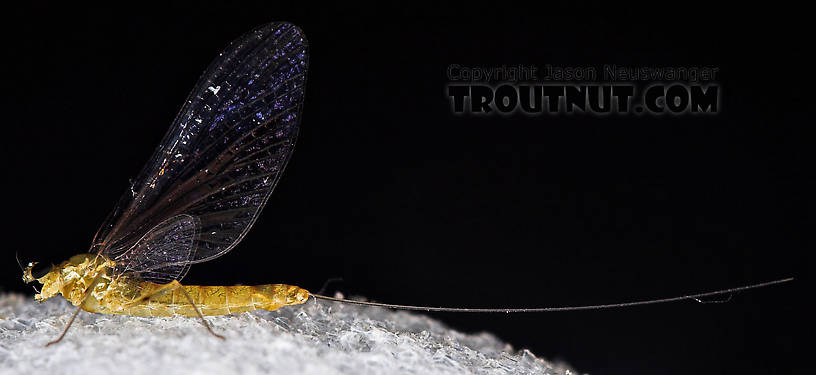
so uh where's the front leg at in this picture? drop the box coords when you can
[46,274,103,346]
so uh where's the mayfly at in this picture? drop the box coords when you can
[21,22,792,346]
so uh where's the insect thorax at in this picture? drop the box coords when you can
[33,253,117,305]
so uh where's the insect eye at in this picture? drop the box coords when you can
[31,263,53,279]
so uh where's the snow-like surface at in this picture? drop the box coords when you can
[0,293,575,375]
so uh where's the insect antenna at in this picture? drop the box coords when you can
[15,250,25,271]
[311,277,793,313]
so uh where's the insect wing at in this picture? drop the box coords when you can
[90,22,308,280]
[113,214,198,283]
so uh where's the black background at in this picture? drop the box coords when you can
[3,4,805,374]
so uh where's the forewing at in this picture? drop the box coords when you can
[91,22,308,280]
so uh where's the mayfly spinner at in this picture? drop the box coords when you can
[21,22,793,346]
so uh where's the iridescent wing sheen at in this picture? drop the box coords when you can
[113,214,198,284]
[90,22,308,282]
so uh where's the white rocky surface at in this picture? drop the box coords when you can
[0,293,575,375]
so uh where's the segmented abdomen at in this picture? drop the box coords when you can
[87,282,310,317]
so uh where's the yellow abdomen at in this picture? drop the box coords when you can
[83,282,310,317]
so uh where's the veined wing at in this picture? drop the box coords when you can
[91,22,308,281]
[113,214,198,284]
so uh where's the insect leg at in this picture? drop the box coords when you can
[175,283,225,340]
[123,281,181,307]
[128,280,224,340]
[45,304,83,347]
[46,274,103,346]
